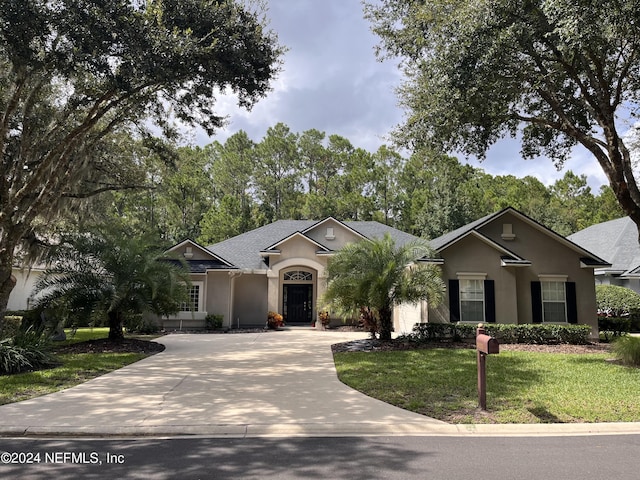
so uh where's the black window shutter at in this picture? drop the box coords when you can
[484,280,496,323]
[449,280,460,322]
[566,282,578,324]
[531,281,542,323]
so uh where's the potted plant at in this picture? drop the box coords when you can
[319,310,330,329]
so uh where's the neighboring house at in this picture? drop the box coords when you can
[159,208,608,336]
[7,266,45,311]
[568,216,640,294]
[427,208,609,336]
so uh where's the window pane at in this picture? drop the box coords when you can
[460,279,484,322]
[543,302,566,323]
[180,285,200,312]
[542,281,565,301]
[461,300,484,322]
[541,281,566,322]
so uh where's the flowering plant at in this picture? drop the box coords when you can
[267,311,285,329]
[319,310,330,326]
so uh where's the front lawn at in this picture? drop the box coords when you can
[0,328,162,405]
[334,348,640,423]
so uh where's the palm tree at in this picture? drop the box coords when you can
[324,233,444,341]
[34,229,190,340]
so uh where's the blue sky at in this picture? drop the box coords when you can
[191,0,615,190]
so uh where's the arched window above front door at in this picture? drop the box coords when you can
[283,270,313,282]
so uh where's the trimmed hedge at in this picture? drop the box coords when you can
[408,322,592,345]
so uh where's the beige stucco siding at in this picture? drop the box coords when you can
[304,218,362,250]
[478,213,597,331]
[265,235,331,322]
[437,235,518,324]
[233,274,268,327]
[206,271,231,327]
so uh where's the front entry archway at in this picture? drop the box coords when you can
[283,284,313,324]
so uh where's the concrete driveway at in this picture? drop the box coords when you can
[2,329,638,438]
[0,329,446,437]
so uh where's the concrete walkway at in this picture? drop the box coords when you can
[0,329,639,438]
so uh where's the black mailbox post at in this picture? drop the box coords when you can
[476,324,499,410]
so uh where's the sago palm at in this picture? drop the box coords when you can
[35,229,190,340]
[324,233,444,341]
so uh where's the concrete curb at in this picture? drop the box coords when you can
[2,421,639,438]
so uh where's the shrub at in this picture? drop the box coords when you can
[598,317,631,342]
[596,285,640,320]
[205,314,224,330]
[0,316,23,340]
[125,315,160,334]
[0,328,59,375]
[612,335,640,367]
[409,323,592,345]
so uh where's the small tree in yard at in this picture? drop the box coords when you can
[324,234,444,341]
[34,229,190,341]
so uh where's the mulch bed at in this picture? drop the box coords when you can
[56,338,165,355]
[331,338,612,354]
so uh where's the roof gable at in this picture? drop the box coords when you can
[262,231,331,253]
[431,207,610,266]
[206,218,423,270]
[166,239,235,268]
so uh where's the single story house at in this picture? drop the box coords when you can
[159,217,425,332]
[568,216,640,294]
[159,208,608,336]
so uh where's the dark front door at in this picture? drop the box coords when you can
[283,284,313,324]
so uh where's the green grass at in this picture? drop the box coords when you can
[0,328,160,405]
[334,349,640,424]
[0,352,148,405]
[58,327,111,345]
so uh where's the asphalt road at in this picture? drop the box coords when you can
[1,435,639,480]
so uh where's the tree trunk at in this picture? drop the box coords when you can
[379,305,393,342]
[107,310,125,341]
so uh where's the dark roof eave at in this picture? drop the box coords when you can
[580,257,612,268]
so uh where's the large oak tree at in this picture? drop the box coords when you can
[365,0,640,234]
[0,0,283,321]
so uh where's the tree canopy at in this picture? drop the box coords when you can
[0,0,283,318]
[364,0,640,234]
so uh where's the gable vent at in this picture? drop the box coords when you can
[501,224,516,241]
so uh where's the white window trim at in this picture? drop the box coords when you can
[457,273,486,323]
[538,275,568,323]
[180,281,204,312]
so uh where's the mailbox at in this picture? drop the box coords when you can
[476,334,499,355]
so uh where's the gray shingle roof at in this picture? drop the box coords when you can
[206,219,422,270]
[568,216,640,276]
[429,211,496,251]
